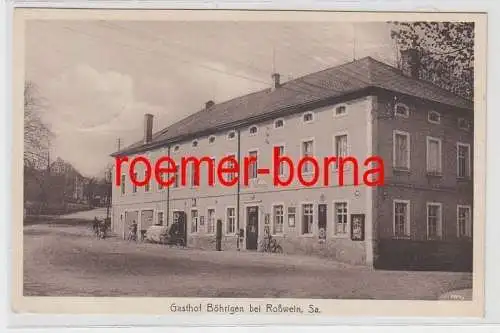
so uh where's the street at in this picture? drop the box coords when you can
[23,218,472,299]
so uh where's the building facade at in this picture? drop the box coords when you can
[111,57,473,269]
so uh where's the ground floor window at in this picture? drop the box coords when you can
[457,205,472,238]
[287,207,296,227]
[157,211,164,226]
[272,205,284,234]
[207,208,215,234]
[393,200,410,237]
[191,209,198,233]
[334,202,348,235]
[226,207,236,234]
[427,202,442,239]
[301,203,314,235]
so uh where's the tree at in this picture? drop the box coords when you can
[84,177,98,204]
[390,22,474,100]
[24,81,54,214]
[24,81,53,169]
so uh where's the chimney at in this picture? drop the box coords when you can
[400,48,421,79]
[271,73,281,90]
[205,100,215,109]
[143,113,153,144]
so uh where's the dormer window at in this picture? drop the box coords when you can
[394,103,410,118]
[208,136,216,144]
[334,105,347,116]
[458,118,471,131]
[249,126,258,135]
[274,119,284,129]
[303,112,314,123]
[192,140,198,148]
[428,111,441,124]
[227,131,236,140]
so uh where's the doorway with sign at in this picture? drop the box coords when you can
[246,206,259,250]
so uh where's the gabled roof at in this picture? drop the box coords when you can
[113,56,473,156]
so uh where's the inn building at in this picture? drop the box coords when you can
[110,57,473,269]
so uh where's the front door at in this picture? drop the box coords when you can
[124,211,139,241]
[246,206,259,250]
[174,211,187,246]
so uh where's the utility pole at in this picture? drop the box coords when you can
[105,167,111,221]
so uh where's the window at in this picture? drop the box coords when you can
[301,140,314,174]
[211,158,216,185]
[157,211,164,226]
[121,174,126,195]
[393,131,410,170]
[426,137,442,174]
[428,111,441,124]
[303,112,314,123]
[158,170,169,190]
[394,103,409,118]
[208,136,215,144]
[192,140,198,148]
[274,119,284,129]
[144,171,150,192]
[248,150,258,179]
[226,154,237,182]
[393,200,410,237]
[132,172,138,193]
[275,145,285,176]
[427,203,442,239]
[191,209,198,233]
[287,207,296,227]
[207,208,215,234]
[457,205,472,238]
[334,202,348,235]
[174,145,180,152]
[272,205,284,234]
[227,131,236,140]
[173,166,179,188]
[191,164,198,187]
[458,118,471,131]
[457,143,471,178]
[249,126,258,135]
[334,134,348,168]
[301,203,314,235]
[226,207,236,234]
[334,105,347,116]
[172,210,180,226]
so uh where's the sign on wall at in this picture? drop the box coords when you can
[350,214,365,241]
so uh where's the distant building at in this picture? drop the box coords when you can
[110,57,473,270]
[50,157,87,203]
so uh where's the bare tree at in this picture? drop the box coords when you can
[24,81,53,169]
[24,81,54,214]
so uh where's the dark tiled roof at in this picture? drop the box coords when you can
[114,56,472,156]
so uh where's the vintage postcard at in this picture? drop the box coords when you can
[12,8,486,317]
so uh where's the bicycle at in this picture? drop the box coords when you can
[260,232,283,254]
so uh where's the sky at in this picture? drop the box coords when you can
[25,20,397,177]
